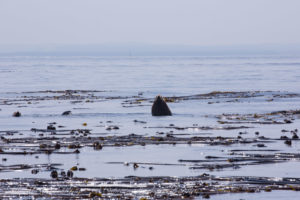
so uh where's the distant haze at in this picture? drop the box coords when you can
[1,0,300,55]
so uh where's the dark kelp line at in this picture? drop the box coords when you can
[106,152,300,171]
[216,109,300,125]
[0,89,135,106]
[2,90,300,107]
[0,133,275,154]
[1,174,300,199]
[122,91,300,107]
[1,133,298,173]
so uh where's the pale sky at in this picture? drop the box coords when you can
[1,0,300,46]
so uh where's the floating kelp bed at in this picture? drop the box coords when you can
[0,89,133,106]
[216,109,300,125]
[1,90,300,199]
[2,90,300,108]
[0,133,275,156]
[122,91,300,107]
[1,174,300,199]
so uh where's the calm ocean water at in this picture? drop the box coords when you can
[1,55,300,95]
[1,55,300,199]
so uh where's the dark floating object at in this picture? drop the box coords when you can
[285,140,292,146]
[62,111,72,116]
[74,149,80,154]
[292,133,299,139]
[67,170,73,178]
[257,143,266,148]
[47,125,56,130]
[12,111,21,117]
[133,163,139,169]
[151,95,172,116]
[50,170,58,178]
[284,119,292,124]
[93,142,103,150]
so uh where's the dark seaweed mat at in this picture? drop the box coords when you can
[1,175,300,199]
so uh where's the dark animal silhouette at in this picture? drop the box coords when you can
[151,95,172,116]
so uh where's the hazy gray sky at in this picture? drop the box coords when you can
[1,0,300,46]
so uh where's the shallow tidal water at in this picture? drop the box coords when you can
[1,55,300,199]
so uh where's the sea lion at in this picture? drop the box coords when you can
[151,95,172,116]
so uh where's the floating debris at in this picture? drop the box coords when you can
[12,111,21,117]
[62,111,72,116]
